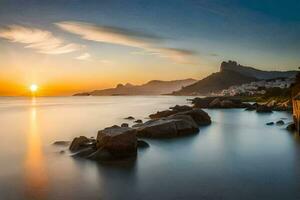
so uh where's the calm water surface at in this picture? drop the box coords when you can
[0,96,300,200]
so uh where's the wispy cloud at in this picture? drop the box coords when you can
[76,52,91,60]
[56,21,197,64]
[0,25,81,54]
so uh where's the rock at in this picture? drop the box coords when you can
[124,116,135,120]
[170,105,192,112]
[69,136,91,152]
[121,123,129,127]
[276,120,285,125]
[137,140,150,148]
[191,97,216,108]
[96,126,137,158]
[171,109,211,126]
[219,100,235,108]
[134,119,143,123]
[209,98,221,108]
[266,122,274,125]
[59,150,65,154]
[72,146,97,158]
[136,117,199,138]
[286,123,295,131]
[149,110,177,119]
[245,104,256,111]
[53,141,70,146]
[256,105,272,113]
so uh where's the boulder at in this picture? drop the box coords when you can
[149,110,176,119]
[171,109,211,126]
[170,105,192,112]
[124,116,135,120]
[266,122,274,125]
[209,98,221,108]
[121,123,129,127]
[69,136,91,152]
[256,105,272,113]
[276,120,285,125]
[136,117,199,138]
[96,126,137,158]
[220,100,235,108]
[134,119,143,124]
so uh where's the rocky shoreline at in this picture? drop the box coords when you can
[61,105,211,163]
[55,96,294,164]
[191,96,291,112]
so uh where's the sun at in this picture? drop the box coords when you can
[30,84,38,93]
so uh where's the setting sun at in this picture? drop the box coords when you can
[30,84,38,93]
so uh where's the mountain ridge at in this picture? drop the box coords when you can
[173,61,297,95]
[74,78,197,96]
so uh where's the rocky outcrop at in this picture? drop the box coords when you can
[170,109,211,126]
[191,97,249,109]
[138,106,211,138]
[135,117,199,138]
[70,126,138,162]
[256,105,273,113]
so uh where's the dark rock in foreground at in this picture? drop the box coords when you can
[96,126,137,158]
[68,104,212,161]
[266,122,274,125]
[71,126,138,162]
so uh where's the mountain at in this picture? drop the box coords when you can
[74,79,197,96]
[220,61,297,79]
[174,61,297,95]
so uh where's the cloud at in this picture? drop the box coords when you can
[56,21,197,64]
[76,52,91,60]
[0,25,81,54]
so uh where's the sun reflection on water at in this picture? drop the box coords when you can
[24,97,48,199]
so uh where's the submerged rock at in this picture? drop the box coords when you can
[134,119,143,124]
[124,116,135,120]
[266,122,274,125]
[53,141,70,146]
[276,120,285,125]
[121,123,129,127]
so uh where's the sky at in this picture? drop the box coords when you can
[0,0,299,96]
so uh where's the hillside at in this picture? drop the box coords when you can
[173,69,257,95]
[173,61,297,96]
[74,79,197,96]
[221,61,297,80]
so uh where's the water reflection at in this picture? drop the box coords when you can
[24,97,48,199]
